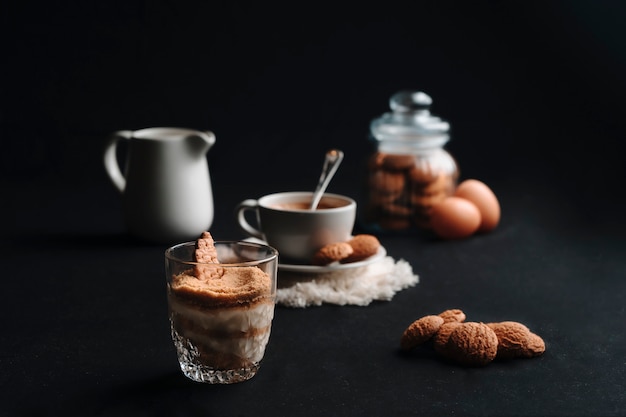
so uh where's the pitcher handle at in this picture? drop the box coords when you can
[103,130,133,192]
[235,199,264,240]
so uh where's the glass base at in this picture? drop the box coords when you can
[171,327,261,384]
[179,361,260,384]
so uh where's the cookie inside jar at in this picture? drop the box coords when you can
[365,149,458,231]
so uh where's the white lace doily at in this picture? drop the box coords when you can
[276,256,419,308]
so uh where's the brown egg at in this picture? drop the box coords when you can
[430,197,481,240]
[454,179,501,233]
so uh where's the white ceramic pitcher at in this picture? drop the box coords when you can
[104,127,215,243]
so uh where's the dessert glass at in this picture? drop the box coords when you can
[165,240,278,384]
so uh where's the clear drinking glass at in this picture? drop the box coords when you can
[165,240,278,384]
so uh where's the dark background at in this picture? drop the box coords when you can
[2,1,626,416]
[3,1,626,208]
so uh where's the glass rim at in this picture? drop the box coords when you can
[164,240,278,267]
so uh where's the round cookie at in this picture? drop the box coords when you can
[525,333,546,358]
[410,190,447,209]
[486,321,546,359]
[382,153,416,171]
[445,322,498,366]
[369,190,401,207]
[408,164,441,184]
[432,321,463,358]
[312,242,354,266]
[400,315,445,351]
[419,172,454,196]
[342,234,381,263]
[369,170,405,203]
[438,308,467,323]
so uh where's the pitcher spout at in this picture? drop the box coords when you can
[186,130,216,155]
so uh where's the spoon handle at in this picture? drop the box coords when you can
[310,149,344,210]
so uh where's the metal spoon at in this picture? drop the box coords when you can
[309,149,344,210]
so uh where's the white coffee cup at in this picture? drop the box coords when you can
[236,192,356,264]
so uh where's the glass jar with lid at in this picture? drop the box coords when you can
[361,90,459,232]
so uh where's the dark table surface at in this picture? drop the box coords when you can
[3,1,626,416]
[2,165,625,416]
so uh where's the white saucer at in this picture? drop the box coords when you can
[243,237,387,273]
[279,245,387,273]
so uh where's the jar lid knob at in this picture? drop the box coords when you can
[390,91,432,113]
[370,90,450,144]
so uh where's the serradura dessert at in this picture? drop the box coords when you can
[167,232,275,382]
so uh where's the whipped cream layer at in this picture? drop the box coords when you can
[169,296,274,364]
